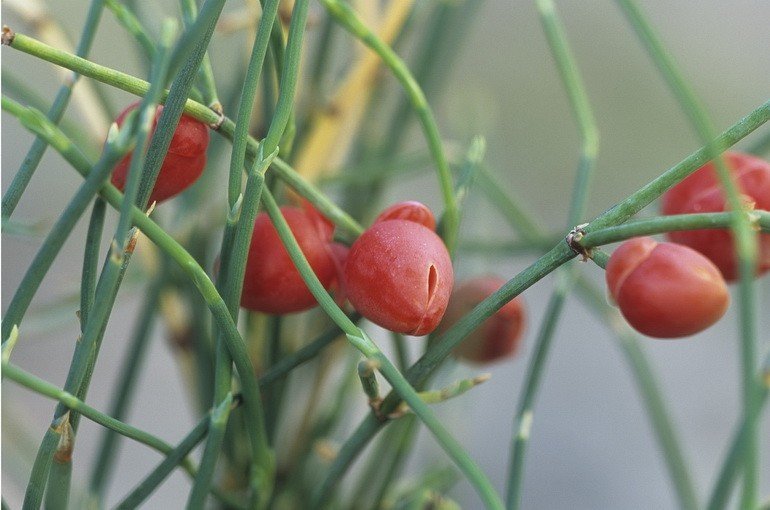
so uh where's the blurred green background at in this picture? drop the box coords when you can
[2,0,769,508]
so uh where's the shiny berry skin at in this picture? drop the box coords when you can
[606,237,729,338]
[661,152,770,281]
[110,102,210,204]
[436,276,525,364]
[374,201,436,231]
[344,219,453,335]
[241,206,337,314]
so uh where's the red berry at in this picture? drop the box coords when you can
[661,152,770,280]
[241,206,337,314]
[374,201,437,231]
[110,102,210,204]
[344,219,453,335]
[436,276,525,364]
[605,237,729,338]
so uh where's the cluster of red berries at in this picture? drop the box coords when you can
[108,101,768,352]
[607,152,770,338]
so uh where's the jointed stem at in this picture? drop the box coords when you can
[1,0,107,219]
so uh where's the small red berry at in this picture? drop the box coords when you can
[436,276,525,364]
[110,102,210,204]
[661,152,770,280]
[241,206,337,314]
[344,218,453,335]
[374,201,436,231]
[605,237,729,338]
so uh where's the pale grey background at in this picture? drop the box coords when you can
[3,1,770,508]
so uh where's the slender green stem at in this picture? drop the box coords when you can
[1,98,127,343]
[0,69,100,156]
[22,425,60,510]
[506,2,599,506]
[315,242,577,505]
[80,198,107,328]
[3,362,188,476]
[615,3,760,504]
[257,317,358,387]
[370,418,420,507]
[3,361,242,507]
[706,352,769,510]
[187,393,234,509]
[87,267,165,502]
[476,165,544,244]
[179,0,221,109]
[114,21,176,241]
[373,351,504,509]
[505,272,573,510]
[204,149,274,508]
[262,0,310,154]
[114,417,211,509]
[105,0,156,60]
[1,0,106,219]
[135,2,224,210]
[37,34,176,509]
[200,4,308,498]
[319,0,459,251]
[3,86,273,507]
[580,211,770,248]
[261,188,503,508]
[272,158,364,237]
[534,0,599,226]
[226,0,281,205]
[584,101,770,232]
[11,27,769,231]
[574,278,699,510]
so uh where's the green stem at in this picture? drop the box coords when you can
[314,241,577,505]
[1,97,127,343]
[706,352,769,510]
[114,417,211,509]
[204,150,274,508]
[187,393,234,509]
[105,0,156,60]
[135,2,224,210]
[226,0,281,205]
[0,69,100,156]
[80,198,107,328]
[262,0,311,154]
[3,362,193,479]
[3,88,273,507]
[580,211,770,248]
[260,188,503,508]
[574,278,699,510]
[87,267,165,502]
[506,2,599,505]
[318,0,459,251]
[22,426,60,510]
[614,3,760,503]
[257,317,358,388]
[179,0,221,110]
[505,272,573,510]
[1,0,106,219]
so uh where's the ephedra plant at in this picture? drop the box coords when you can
[1,0,769,508]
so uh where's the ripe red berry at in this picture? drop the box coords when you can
[661,152,770,280]
[344,218,453,335]
[374,201,437,231]
[110,102,210,204]
[605,237,729,338]
[241,205,337,314]
[436,276,525,364]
